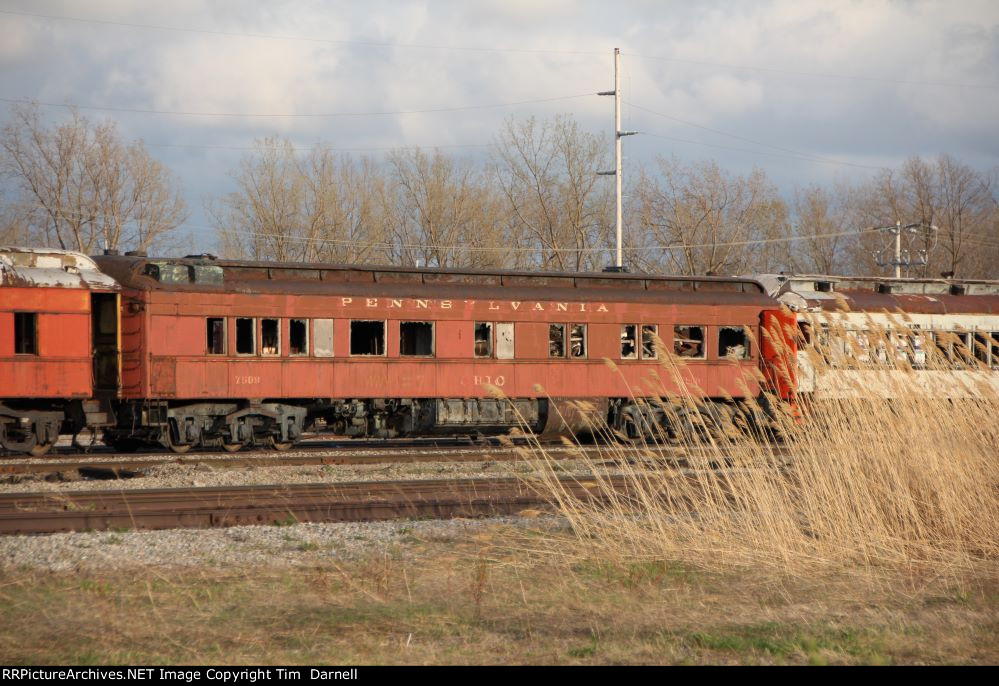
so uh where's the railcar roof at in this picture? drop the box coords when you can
[0,246,119,291]
[755,273,999,315]
[93,253,774,304]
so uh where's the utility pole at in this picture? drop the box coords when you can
[873,221,937,278]
[598,47,637,270]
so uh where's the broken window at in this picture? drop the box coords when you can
[313,319,333,357]
[621,325,638,359]
[474,322,493,358]
[400,321,434,356]
[719,326,750,359]
[261,318,280,355]
[206,317,226,355]
[350,320,385,356]
[290,319,308,356]
[549,323,566,358]
[570,324,586,358]
[673,326,704,359]
[642,325,658,359]
[991,332,999,368]
[236,318,255,355]
[14,312,37,355]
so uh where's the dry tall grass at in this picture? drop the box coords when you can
[510,317,999,585]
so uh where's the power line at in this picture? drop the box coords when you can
[5,8,991,91]
[626,101,888,171]
[0,8,607,57]
[7,200,889,252]
[623,51,999,91]
[143,141,490,154]
[637,130,890,171]
[0,93,595,119]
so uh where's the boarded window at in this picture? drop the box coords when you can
[642,325,658,359]
[400,321,434,356]
[719,326,750,359]
[206,318,225,355]
[290,319,308,356]
[236,318,255,355]
[350,320,385,356]
[570,324,586,358]
[261,318,280,355]
[496,323,514,359]
[621,325,638,359]
[674,326,704,358]
[14,312,37,355]
[314,319,333,357]
[474,322,493,358]
[549,324,566,358]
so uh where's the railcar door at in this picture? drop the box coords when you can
[91,293,120,395]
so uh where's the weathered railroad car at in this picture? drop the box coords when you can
[757,273,999,399]
[0,247,119,454]
[94,254,791,452]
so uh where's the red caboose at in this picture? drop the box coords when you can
[94,254,786,451]
[0,247,119,454]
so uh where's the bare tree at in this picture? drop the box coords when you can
[844,155,997,278]
[210,137,390,264]
[633,156,788,275]
[0,103,185,253]
[384,148,507,269]
[491,115,614,271]
[786,183,857,274]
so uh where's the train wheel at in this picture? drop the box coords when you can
[221,442,243,453]
[27,441,52,457]
[269,438,293,452]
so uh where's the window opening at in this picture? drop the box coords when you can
[621,325,638,359]
[261,319,280,355]
[642,325,658,359]
[549,324,566,358]
[206,318,225,355]
[350,320,385,356]
[400,321,434,356]
[14,313,37,355]
[570,324,586,358]
[474,322,493,357]
[236,318,255,355]
[719,326,750,359]
[673,326,704,359]
[290,319,308,356]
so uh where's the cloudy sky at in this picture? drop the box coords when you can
[1,0,997,252]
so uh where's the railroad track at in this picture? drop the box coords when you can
[0,443,779,478]
[0,476,638,535]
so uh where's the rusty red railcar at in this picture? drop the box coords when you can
[0,247,119,454]
[94,254,789,452]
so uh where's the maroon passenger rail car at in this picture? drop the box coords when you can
[0,247,119,455]
[94,254,787,452]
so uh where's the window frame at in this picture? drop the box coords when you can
[673,325,706,360]
[13,312,38,356]
[641,324,659,360]
[474,321,494,358]
[289,318,309,357]
[399,320,435,357]
[206,317,227,356]
[620,324,638,360]
[718,325,751,360]
[313,318,334,358]
[548,323,566,359]
[260,318,281,356]
[569,323,587,359]
[235,317,256,356]
[349,319,387,357]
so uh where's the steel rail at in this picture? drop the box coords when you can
[0,475,655,535]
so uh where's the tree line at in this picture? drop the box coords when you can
[2,103,997,279]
